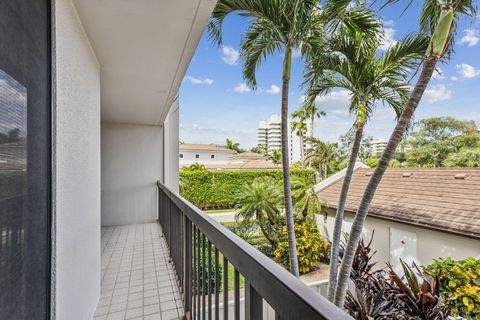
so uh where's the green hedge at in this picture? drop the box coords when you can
[179,169,316,209]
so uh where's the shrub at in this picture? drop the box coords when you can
[194,244,222,295]
[274,223,330,274]
[179,169,315,209]
[424,257,480,318]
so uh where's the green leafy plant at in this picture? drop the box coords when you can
[194,244,223,295]
[388,260,450,320]
[179,169,315,209]
[424,257,480,318]
[274,223,330,274]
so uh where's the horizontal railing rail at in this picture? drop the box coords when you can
[157,181,351,320]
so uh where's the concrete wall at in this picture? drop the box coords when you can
[179,150,234,166]
[54,0,101,319]
[163,98,180,192]
[318,208,480,270]
[101,122,164,226]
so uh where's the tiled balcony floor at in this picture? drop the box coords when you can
[94,223,184,320]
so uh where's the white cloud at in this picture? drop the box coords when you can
[383,19,395,27]
[232,83,251,93]
[184,76,214,85]
[459,28,479,47]
[263,85,280,95]
[314,90,351,116]
[292,47,302,59]
[379,28,397,50]
[451,76,459,81]
[423,84,453,104]
[221,46,239,65]
[456,63,480,78]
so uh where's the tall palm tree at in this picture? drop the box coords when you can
[304,21,429,301]
[291,176,324,221]
[209,0,385,277]
[235,178,283,248]
[268,148,282,165]
[225,138,243,153]
[292,107,309,168]
[303,101,326,138]
[333,0,477,307]
[305,137,337,179]
[292,120,308,168]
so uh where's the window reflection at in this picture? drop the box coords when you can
[0,68,27,318]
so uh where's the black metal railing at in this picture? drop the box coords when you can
[157,181,350,320]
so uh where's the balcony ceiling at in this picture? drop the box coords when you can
[73,0,216,125]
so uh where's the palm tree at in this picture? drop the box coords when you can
[292,108,309,168]
[209,0,385,277]
[305,137,337,180]
[304,21,429,302]
[225,138,243,153]
[291,176,324,221]
[304,101,326,138]
[235,178,283,248]
[268,148,282,165]
[333,0,477,307]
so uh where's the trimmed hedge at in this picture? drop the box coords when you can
[179,169,316,209]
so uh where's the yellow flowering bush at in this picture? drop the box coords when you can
[425,257,480,318]
[274,223,330,274]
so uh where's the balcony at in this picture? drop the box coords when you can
[152,182,348,320]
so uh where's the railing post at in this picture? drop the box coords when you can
[245,281,263,320]
[184,217,192,320]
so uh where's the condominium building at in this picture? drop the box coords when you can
[257,114,307,164]
[371,138,388,155]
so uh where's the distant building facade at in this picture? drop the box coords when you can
[371,138,388,155]
[257,114,306,164]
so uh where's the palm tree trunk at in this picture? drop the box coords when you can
[300,134,305,168]
[326,122,364,301]
[333,56,438,307]
[281,47,299,277]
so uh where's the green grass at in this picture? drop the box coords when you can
[218,252,245,290]
[203,208,237,214]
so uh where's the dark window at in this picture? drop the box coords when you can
[179,154,183,159]
[0,1,51,319]
[210,154,215,159]
[195,154,199,159]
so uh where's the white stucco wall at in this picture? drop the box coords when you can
[164,98,180,192]
[179,150,235,166]
[101,122,163,226]
[54,0,101,319]
[318,209,480,270]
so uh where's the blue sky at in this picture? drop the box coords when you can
[180,4,480,148]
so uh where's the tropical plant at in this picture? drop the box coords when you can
[291,175,323,221]
[305,137,337,180]
[388,260,451,320]
[250,144,268,155]
[424,257,480,318]
[235,177,283,249]
[304,18,430,301]
[208,0,383,278]
[292,120,308,168]
[225,138,244,153]
[274,222,330,274]
[334,0,477,306]
[268,148,282,165]
[304,101,326,139]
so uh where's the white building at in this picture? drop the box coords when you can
[257,114,307,164]
[371,138,388,155]
[179,143,236,166]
